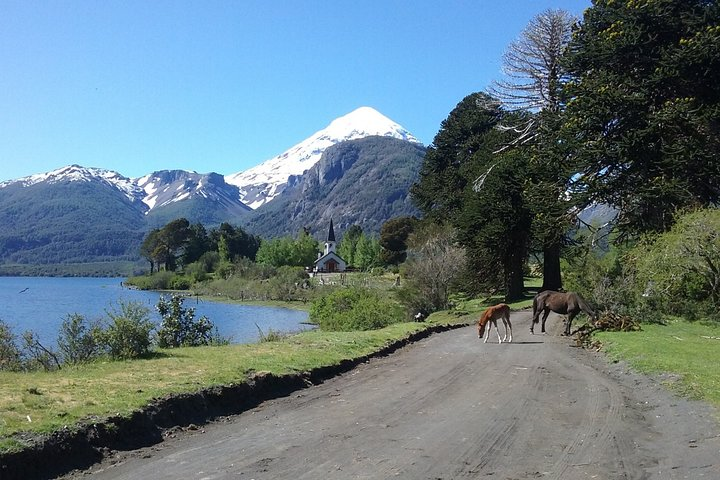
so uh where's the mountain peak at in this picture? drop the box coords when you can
[323,107,420,143]
[225,107,421,209]
[0,164,145,203]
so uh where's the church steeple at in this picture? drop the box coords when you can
[324,219,336,255]
[327,219,336,242]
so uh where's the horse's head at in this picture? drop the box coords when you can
[477,321,486,339]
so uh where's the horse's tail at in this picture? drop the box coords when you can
[532,294,540,324]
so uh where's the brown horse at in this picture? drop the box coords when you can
[530,290,598,336]
[477,303,512,344]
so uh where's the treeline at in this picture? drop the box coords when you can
[129,215,417,295]
[409,1,720,312]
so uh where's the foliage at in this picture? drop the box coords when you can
[156,294,216,348]
[337,225,363,267]
[563,0,720,238]
[411,93,532,299]
[124,270,176,290]
[57,314,103,364]
[255,231,319,268]
[99,301,155,359]
[352,233,381,271]
[0,320,22,372]
[208,222,261,262]
[309,287,405,331]
[140,220,260,274]
[379,216,418,265]
[20,331,61,371]
[397,224,467,315]
[627,208,720,320]
[561,240,635,316]
[411,93,502,222]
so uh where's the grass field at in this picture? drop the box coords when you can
[595,319,720,407]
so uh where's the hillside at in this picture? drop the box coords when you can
[0,180,146,265]
[244,136,425,238]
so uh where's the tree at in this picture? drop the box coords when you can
[379,217,418,266]
[140,229,161,273]
[160,218,191,270]
[354,233,380,271]
[411,92,503,222]
[398,224,467,314]
[412,93,533,299]
[563,0,720,238]
[182,223,210,266]
[210,223,261,262]
[337,224,363,266]
[457,149,532,300]
[255,231,319,268]
[490,8,578,291]
[630,208,720,317]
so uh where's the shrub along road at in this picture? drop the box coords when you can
[65,311,720,479]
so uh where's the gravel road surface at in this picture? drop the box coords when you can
[67,310,720,479]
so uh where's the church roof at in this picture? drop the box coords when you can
[327,219,336,242]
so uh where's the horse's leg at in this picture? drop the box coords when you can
[530,308,541,334]
[504,315,513,343]
[541,308,551,334]
[494,319,503,344]
[483,321,491,343]
[565,311,578,336]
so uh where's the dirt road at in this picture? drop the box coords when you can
[68,311,720,479]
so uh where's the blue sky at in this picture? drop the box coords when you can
[0,0,591,183]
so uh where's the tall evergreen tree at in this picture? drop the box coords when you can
[412,93,532,300]
[490,8,578,291]
[563,0,720,238]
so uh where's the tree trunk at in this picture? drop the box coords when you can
[505,244,527,301]
[541,243,562,291]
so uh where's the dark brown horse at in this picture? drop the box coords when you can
[530,290,598,335]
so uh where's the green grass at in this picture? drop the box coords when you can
[595,319,720,407]
[0,321,438,449]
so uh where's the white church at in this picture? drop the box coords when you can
[313,219,347,273]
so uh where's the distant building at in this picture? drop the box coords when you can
[313,219,347,273]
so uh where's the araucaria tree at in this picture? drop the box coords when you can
[490,8,578,291]
[411,93,532,300]
[563,0,720,238]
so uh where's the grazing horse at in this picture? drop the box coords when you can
[530,290,598,336]
[477,303,512,344]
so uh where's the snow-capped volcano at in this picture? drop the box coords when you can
[225,106,421,209]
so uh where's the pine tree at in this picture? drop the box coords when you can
[563,0,720,238]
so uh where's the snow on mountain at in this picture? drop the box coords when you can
[0,164,145,203]
[135,170,248,212]
[225,106,422,209]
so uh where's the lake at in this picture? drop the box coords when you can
[0,276,310,347]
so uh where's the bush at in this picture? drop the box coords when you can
[309,287,404,331]
[57,314,103,364]
[168,275,193,290]
[156,294,216,347]
[125,271,174,290]
[99,301,155,359]
[0,319,22,371]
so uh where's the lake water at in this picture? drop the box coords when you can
[0,277,310,347]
